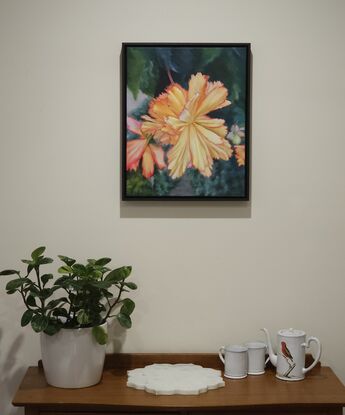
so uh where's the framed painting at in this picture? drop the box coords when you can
[122,43,251,200]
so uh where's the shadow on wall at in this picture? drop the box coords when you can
[120,201,251,219]
[107,319,127,352]
[0,328,26,415]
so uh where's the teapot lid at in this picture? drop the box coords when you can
[278,328,305,337]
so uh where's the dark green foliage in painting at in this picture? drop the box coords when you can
[126,167,177,197]
[127,48,159,99]
[126,171,154,197]
[188,158,245,197]
[152,169,177,197]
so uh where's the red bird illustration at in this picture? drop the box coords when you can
[281,341,293,361]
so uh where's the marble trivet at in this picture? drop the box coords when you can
[127,363,225,395]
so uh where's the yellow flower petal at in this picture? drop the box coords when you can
[166,116,187,130]
[189,124,213,174]
[194,122,224,145]
[141,115,178,144]
[196,116,228,138]
[148,83,187,119]
[196,81,230,116]
[167,126,191,179]
[166,84,187,115]
[194,123,232,161]
[188,72,208,101]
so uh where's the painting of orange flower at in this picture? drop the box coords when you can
[122,43,250,200]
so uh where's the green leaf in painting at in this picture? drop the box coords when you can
[201,47,222,66]
[140,59,159,97]
[127,48,145,99]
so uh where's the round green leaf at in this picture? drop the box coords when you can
[92,326,108,345]
[77,309,90,325]
[39,257,53,265]
[6,278,25,291]
[105,266,132,283]
[31,314,49,332]
[31,246,46,260]
[95,258,112,266]
[121,298,135,315]
[58,265,73,274]
[0,269,19,276]
[21,310,34,327]
[117,313,132,329]
[58,255,76,267]
[124,282,137,290]
[41,274,53,286]
[27,295,37,307]
[72,263,86,275]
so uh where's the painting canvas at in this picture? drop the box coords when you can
[122,43,250,200]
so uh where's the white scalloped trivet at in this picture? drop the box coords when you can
[127,363,225,395]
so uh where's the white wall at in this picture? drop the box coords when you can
[0,0,344,413]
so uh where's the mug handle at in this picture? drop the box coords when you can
[302,336,322,374]
[218,346,225,364]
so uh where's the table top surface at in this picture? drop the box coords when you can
[13,353,345,411]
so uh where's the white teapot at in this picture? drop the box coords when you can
[261,328,322,381]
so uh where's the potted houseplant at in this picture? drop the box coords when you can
[0,246,137,388]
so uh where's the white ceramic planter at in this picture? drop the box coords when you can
[40,323,107,388]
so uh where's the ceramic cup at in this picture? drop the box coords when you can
[218,345,248,379]
[245,341,269,375]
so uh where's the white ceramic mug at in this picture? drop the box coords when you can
[218,345,248,379]
[245,341,269,375]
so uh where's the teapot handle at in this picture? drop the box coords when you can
[302,336,322,374]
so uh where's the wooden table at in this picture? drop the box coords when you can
[13,353,345,415]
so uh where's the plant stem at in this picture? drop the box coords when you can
[103,282,124,321]
[35,266,45,312]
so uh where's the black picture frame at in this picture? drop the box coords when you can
[121,43,251,201]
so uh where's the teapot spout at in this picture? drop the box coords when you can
[261,328,278,367]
